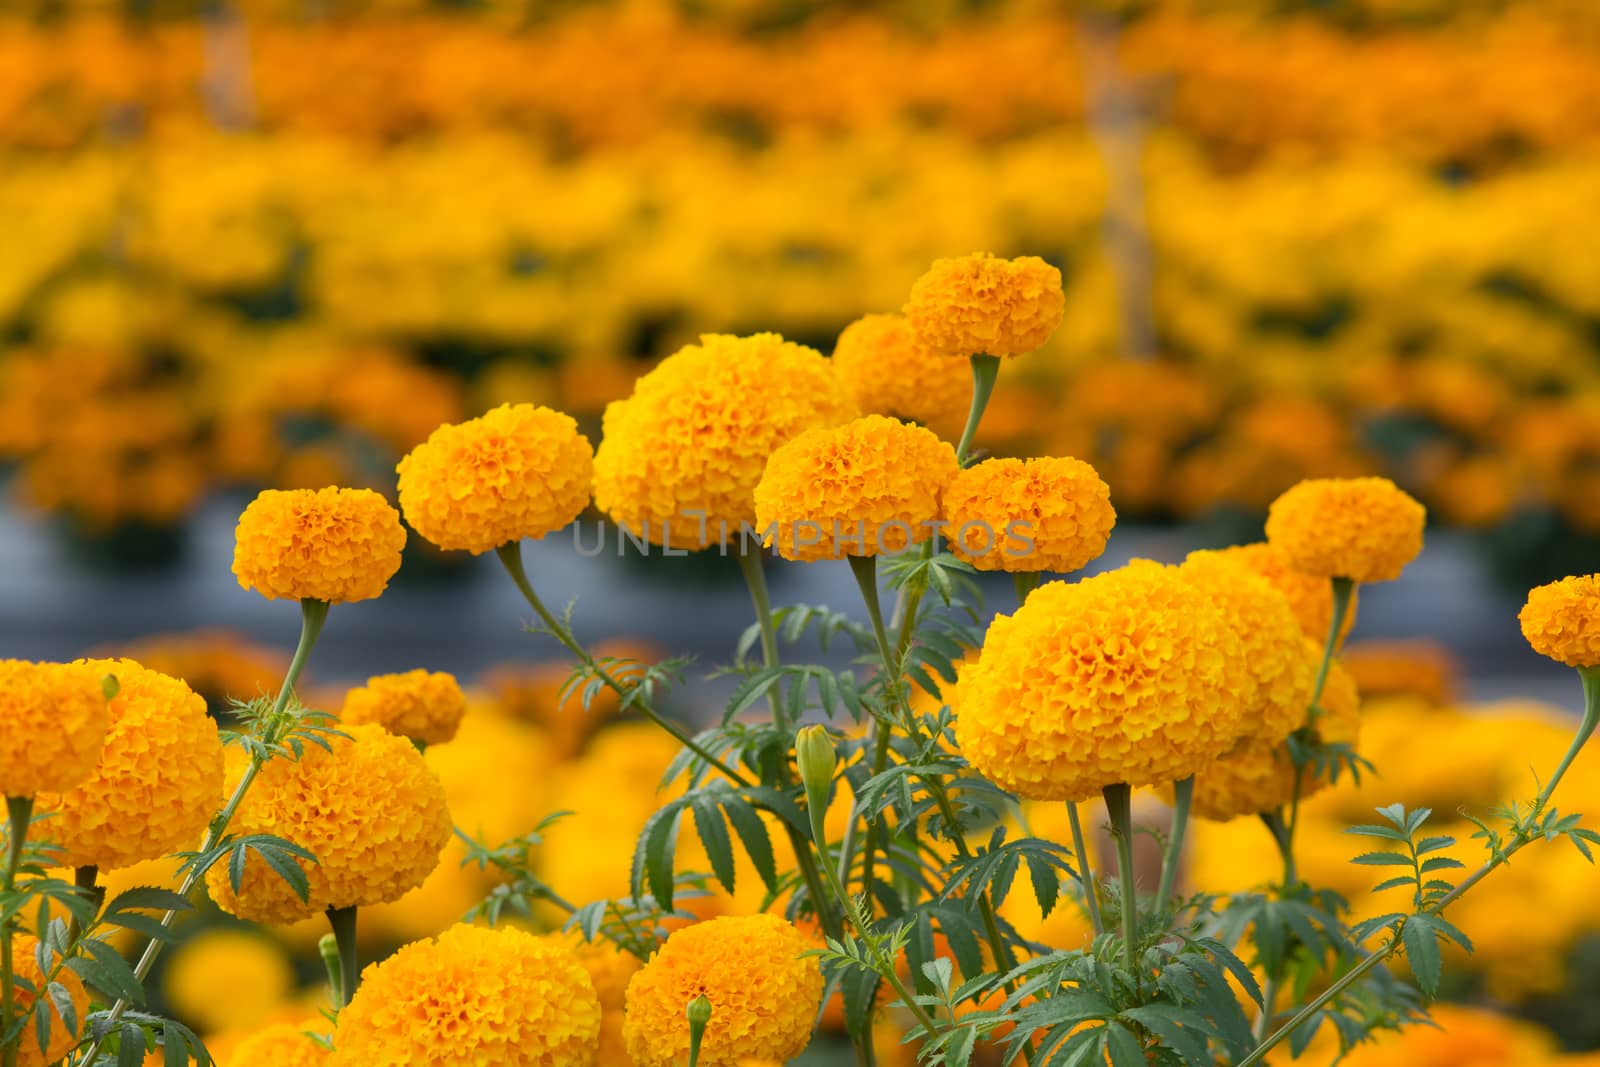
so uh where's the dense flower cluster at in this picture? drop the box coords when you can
[0,660,108,798]
[341,669,468,746]
[36,658,224,871]
[232,487,406,603]
[624,915,824,1067]
[207,723,451,925]
[1199,542,1360,647]
[830,313,971,440]
[1519,574,1600,668]
[1265,477,1426,583]
[397,403,594,554]
[332,925,601,1067]
[954,561,1251,801]
[594,334,854,550]
[754,416,958,561]
[904,253,1065,358]
[941,456,1115,572]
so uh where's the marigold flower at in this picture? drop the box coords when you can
[942,456,1115,573]
[1519,574,1600,668]
[0,660,108,798]
[624,914,823,1067]
[207,723,451,925]
[904,252,1065,358]
[8,933,88,1067]
[953,561,1251,801]
[36,659,224,871]
[232,487,406,603]
[1265,477,1425,583]
[332,925,600,1067]
[593,334,854,551]
[225,1020,330,1067]
[1201,542,1358,647]
[397,403,593,554]
[754,415,958,562]
[164,929,295,1036]
[547,931,640,1067]
[341,669,467,746]
[831,313,970,439]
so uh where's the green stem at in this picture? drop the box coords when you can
[65,866,100,949]
[1012,571,1041,604]
[847,554,901,925]
[77,597,328,1066]
[1260,810,1297,893]
[326,906,359,1008]
[2,797,33,1067]
[1254,975,1280,1042]
[1156,776,1192,911]
[955,355,1002,465]
[1103,784,1140,981]
[1237,946,1390,1067]
[1307,577,1355,716]
[496,542,751,787]
[1067,801,1105,937]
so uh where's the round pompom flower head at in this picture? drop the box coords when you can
[232,487,406,603]
[0,660,109,798]
[225,1021,330,1067]
[397,402,594,554]
[1265,477,1425,584]
[35,658,224,871]
[331,925,600,1067]
[942,456,1116,573]
[831,313,971,439]
[904,252,1066,358]
[1520,575,1600,669]
[754,415,959,562]
[624,914,824,1067]
[207,722,451,925]
[593,333,855,551]
[9,933,89,1067]
[340,668,467,746]
[1199,542,1358,648]
[953,561,1252,802]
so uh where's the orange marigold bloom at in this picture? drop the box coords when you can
[207,723,451,925]
[754,415,958,562]
[9,933,89,1067]
[397,403,593,554]
[1520,575,1600,669]
[1265,477,1425,583]
[594,334,854,551]
[232,487,406,603]
[942,456,1115,573]
[225,1021,330,1067]
[904,252,1065,358]
[36,658,223,871]
[332,925,600,1067]
[0,660,108,798]
[954,561,1251,801]
[1201,542,1358,647]
[341,669,467,746]
[624,915,823,1067]
[830,313,971,439]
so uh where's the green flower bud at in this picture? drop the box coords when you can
[795,725,836,796]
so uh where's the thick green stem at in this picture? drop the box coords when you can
[1103,785,1140,981]
[1156,776,1192,910]
[1307,577,1355,716]
[2,797,33,1067]
[1012,571,1041,605]
[65,866,100,949]
[955,355,1002,464]
[1067,801,1105,937]
[1260,811,1297,893]
[496,542,752,787]
[326,906,359,1008]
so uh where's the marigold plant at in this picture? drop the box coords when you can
[941,455,1115,573]
[0,660,109,799]
[830,313,972,440]
[904,251,1065,357]
[232,487,406,604]
[1265,476,1426,584]
[340,669,467,747]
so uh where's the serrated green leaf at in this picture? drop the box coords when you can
[1350,851,1413,867]
[720,797,778,895]
[1403,919,1442,999]
[689,795,735,895]
[1103,1022,1146,1067]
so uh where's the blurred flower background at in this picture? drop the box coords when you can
[3,0,1600,1062]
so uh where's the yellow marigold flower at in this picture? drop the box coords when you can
[341,669,467,746]
[35,659,223,871]
[1520,574,1600,668]
[754,415,958,562]
[942,456,1115,573]
[1186,653,1361,822]
[1203,542,1358,647]
[593,334,854,551]
[831,313,970,439]
[0,660,108,798]
[954,561,1250,801]
[332,925,600,1067]
[624,914,823,1067]
[207,723,451,925]
[904,252,1065,358]
[549,931,640,1067]
[1265,477,1425,583]
[164,929,295,1035]
[396,403,594,554]
[10,933,89,1067]
[225,1020,330,1067]
[232,487,406,604]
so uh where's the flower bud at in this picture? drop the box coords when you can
[795,725,836,797]
[685,994,713,1028]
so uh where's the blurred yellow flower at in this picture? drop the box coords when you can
[341,669,468,746]
[1265,477,1425,583]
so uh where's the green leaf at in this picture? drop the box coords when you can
[1345,824,1408,842]
[1103,1022,1147,1067]
[104,887,192,915]
[1402,919,1442,999]
[1350,851,1413,867]
[689,794,735,895]
[720,797,778,895]
[1122,1005,1212,1066]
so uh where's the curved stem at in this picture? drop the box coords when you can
[1067,801,1105,937]
[326,906,359,1008]
[1102,784,1140,981]
[955,355,1002,465]
[1260,811,1296,893]
[1307,578,1355,716]
[1156,776,1192,911]
[2,797,33,1067]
